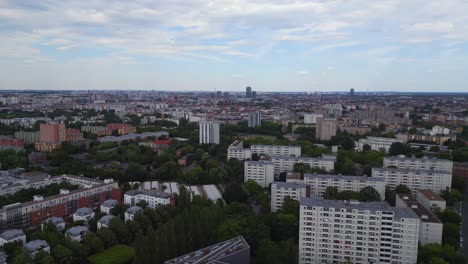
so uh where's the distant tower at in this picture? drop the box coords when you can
[251,91,257,98]
[246,87,252,98]
[350,88,355,97]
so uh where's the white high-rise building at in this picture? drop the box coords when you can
[251,144,301,157]
[372,167,452,194]
[304,173,385,200]
[271,182,309,212]
[244,161,274,188]
[271,155,336,176]
[248,112,262,127]
[316,117,337,140]
[304,113,323,124]
[383,156,453,173]
[199,121,220,144]
[395,194,443,245]
[227,140,252,160]
[299,199,419,264]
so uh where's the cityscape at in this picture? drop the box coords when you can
[1,1,468,264]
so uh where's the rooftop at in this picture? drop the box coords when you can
[304,173,384,182]
[417,189,445,202]
[0,229,25,240]
[101,199,118,207]
[66,226,89,236]
[164,236,250,264]
[126,206,143,215]
[397,194,442,223]
[74,207,94,216]
[98,215,116,225]
[125,189,172,199]
[384,156,452,163]
[373,167,449,174]
[300,198,418,220]
[25,240,49,252]
[272,181,309,189]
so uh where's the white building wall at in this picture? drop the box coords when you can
[244,161,275,188]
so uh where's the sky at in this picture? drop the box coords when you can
[0,0,468,92]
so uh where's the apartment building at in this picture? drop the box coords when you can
[304,174,385,200]
[39,123,66,143]
[0,177,120,232]
[271,181,310,212]
[396,194,442,245]
[124,189,174,208]
[383,156,453,173]
[271,155,336,176]
[199,121,220,144]
[415,189,446,211]
[251,144,301,157]
[14,131,40,144]
[372,167,451,194]
[227,140,252,160]
[248,112,262,127]
[355,137,403,152]
[244,161,275,188]
[316,117,337,141]
[299,198,419,264]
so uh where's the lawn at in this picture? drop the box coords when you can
[88,244,135,264]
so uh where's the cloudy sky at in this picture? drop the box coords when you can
[1,0,467,92]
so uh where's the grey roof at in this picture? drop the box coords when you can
[126,205,143,215]
[272,156,336,161]
[251,144,300,149]
[272,181,309,189]
[101,199,118,208]
[25,240,49,252]
[304,173,384,182]
[98,215,116,226]
[384,156,451,163]
[244,160,274,165]
[66,226,89,237]
[74,207,94,216]
[42,217,65,226]
[300,198,418,219]
[125,189,172,199]
[0,229,25,241]
[165,236,250,264]
[373,167,449,174]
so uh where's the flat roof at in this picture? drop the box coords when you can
[417,189,445,202]
[300,198,418,220]
[164,236,249,264]
[373,167,449,174]
[396,194,442,223]
[272,181,309,189]
[384,156,452,163]
[304,173,384,182]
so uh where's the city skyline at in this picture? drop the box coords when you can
[1,0,468,92]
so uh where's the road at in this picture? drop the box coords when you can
[461,181,468,258]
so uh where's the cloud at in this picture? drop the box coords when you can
[297,70,309,75]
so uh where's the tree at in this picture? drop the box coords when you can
[395,184,411,194]
[108,218,132,244]
[222,184,248,203]
[389,142,405,156]
[359,186,381,202]
[362,144,371,152]
[280,197,299,219]
[271,213,298,241]
[11,248,32,264]
[323,187,339,200]
[52,245,76,264]
[95,227,117,248]
[34,251,54,264]
[82,233,104,255]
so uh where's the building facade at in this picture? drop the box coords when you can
[316,118,337,141]
[251,144,301,157]
[199,121,220,144]
[248,112,262,127]
[271,182,309,212]
[383,156,453,173]
[124,189,174,208]
[355,137,403,152]
[372,167,452,194]
[299,199,419,264]
[396,194,442,245]
[271,156,336,176]
[244,161,275,188]
[304,174,385,200]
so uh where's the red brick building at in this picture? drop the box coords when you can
[106,123,137,135]
[453,162,468,179]
[0,137,24,150]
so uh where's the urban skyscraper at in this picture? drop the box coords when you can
[246,87,252,97]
